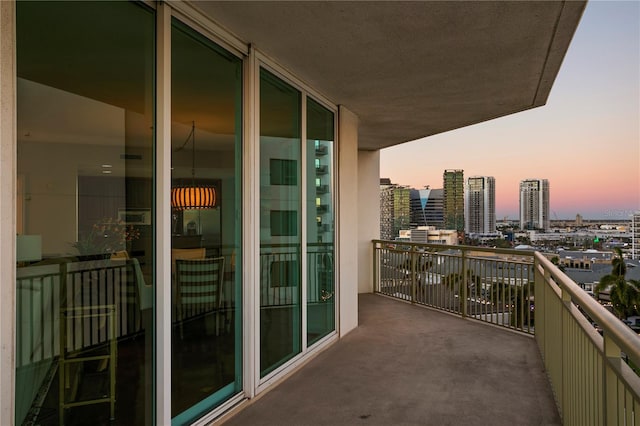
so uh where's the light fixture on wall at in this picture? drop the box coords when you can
[171,121,216,210]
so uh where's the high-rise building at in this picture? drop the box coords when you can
[632,211,640,260]
[410,188,444,229]
[443,170,464,232]
[380,179,411,239]
[519,179,550,231]
[464,176,495,234]
[380,179,394,240]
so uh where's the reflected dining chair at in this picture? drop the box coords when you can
[174,257,225,339]
[171,247,206,274]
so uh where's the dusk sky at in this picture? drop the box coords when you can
[380,1,639,221]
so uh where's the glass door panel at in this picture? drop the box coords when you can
[306,99,336,346]
[259,69,302,377]
[170,18,243,423]
[16,2,155,425]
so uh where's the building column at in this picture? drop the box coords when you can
[0,1,16,424]
[338,106,358,336]
[358,150,380,294]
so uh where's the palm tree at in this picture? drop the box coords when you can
[596,248,640,319]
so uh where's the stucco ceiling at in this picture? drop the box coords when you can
[193,1,586,151]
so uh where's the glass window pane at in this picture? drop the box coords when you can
[170,19,243,423]
[16,2,155,425]
[306,99,335,345]
[260,69,302,377]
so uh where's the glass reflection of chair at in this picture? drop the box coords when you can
[58,258,145,425]
[171,247,206,273]
[59,304,117,425]
[174,257,225,339]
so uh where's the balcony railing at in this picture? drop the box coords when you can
[373,240,640,425]
[535,252,640,425]
[259,243,334,306]
[373,240,535,333]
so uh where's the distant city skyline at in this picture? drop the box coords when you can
[380,1,639,221]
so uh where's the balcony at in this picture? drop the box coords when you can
[226,293,558,425]
[316,204,329,214]
[315,184,330,195]
[315,145,328,156]
[225,242,640,425]
[315,165,329,175]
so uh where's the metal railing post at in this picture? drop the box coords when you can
[603,333,620,425]
[373,241,379,293]
[461,248,468,318]
[411,245,417,304]
[560,276,571,425]
[534,258,545,354]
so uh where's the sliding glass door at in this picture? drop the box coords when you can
[259,69,336,377]
[16,2,155,424]
[170,18,243,424]
[14,3,336,422]
[259,69,303,377]
[306,99,336,346]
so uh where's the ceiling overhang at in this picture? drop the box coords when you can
[193,1,586,150]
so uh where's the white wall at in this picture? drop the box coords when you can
[0,1,16,423]
[338,106,358,336]
[357,150,380,294]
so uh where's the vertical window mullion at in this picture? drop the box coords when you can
[300,93,308,351]
[245,44,259,400]
[156,3,172,424]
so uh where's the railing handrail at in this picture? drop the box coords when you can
[373,239,535,258]
[261,243,334,249]
[535,251,640,366]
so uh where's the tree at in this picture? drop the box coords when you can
[550,256,566,273]
[442,270,481,298]
[491,281,535,328]
[595,248,640,319]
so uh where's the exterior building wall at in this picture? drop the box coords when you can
[443,169,464,232]
[425,188,444,228]
[410,188,444,229]
[0,2,16,422]
[339,106,359,334]
[632,212,640,260]
[379,182,409,239]
[465,176,495,234]
[408,227,458,245]
[410,188,426,227]
[358,149,379,294]
[519,179,550,231]
[380,181,393,239]
[393,186,411,237]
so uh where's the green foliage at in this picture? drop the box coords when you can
[443,265,535,328]
[595,248,640,319]
[72,217,140,256]
[402,254,434,272]
[490,239,513,249]
[550,256,566,273]
[442,270,481,296]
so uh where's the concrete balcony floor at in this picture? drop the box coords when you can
[224,293,560,425]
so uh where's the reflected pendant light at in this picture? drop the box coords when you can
[171,121,217,210]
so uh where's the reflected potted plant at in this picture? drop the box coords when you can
[72,218,140,257]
